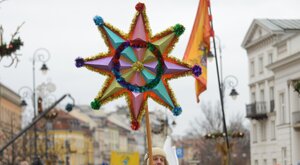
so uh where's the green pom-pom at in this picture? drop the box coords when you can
[90,99,101,110]
[173,24,185,36]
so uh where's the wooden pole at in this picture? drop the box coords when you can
[145,106,153,165]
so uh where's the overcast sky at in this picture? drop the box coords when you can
[1,0,300,135]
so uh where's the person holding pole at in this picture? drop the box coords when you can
[143,147,169,165]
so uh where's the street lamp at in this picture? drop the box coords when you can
[222,75,239,100]
[208,36,239,165]
[18,86,35,163]
[208,36,239,100]
[19,48,51,165]
[18,86,33,123]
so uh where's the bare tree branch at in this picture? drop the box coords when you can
[183,101,250,165]
[10,22,25,42]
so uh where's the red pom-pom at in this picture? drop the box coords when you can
[135,3,145,12]
[131,120,140,130]
[8,44,13,49]
[113,58,118,63]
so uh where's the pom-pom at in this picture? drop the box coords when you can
[135,2,145,12]
[172,106,182,116]
[90,99,101,110]
[75,57,85,68]
[93,16,104,26]
[131,120,140,130]
[124,41,131,47]
[192,65,202,77]
[65,103,73,112]
[173,24,185,36]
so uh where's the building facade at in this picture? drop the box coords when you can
[242,19,300,165]
[0,82,23,164]
[72,105,142,165]
[36,109,94,165]
[173,136,201,165]
[0,83,22,135]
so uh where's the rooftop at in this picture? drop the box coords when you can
[258,19,300,32]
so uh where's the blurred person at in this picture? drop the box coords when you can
[144,147,169,165]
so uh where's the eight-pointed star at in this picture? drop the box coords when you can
[76,3,194,130]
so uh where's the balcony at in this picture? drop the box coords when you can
[246,102,268,120]
[292,111,300,129]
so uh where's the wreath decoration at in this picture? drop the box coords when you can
[0,37,23,56]
[0,23,24,67]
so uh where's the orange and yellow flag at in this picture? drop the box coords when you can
[183,0,213,103]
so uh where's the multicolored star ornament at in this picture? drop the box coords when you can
[75,2,202,130]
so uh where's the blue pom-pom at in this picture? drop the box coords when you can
[65,103,73,112]
[93,16,104,26]
[172,107,182,116]
[75,57,84,68]
[192,65,202,77]
[124,41,130,47]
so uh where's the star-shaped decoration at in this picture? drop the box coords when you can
[75,3,201,130]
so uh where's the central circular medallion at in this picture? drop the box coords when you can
[111,40,165,93]
[132,61,144,72]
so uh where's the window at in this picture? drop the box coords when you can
[250,60,255,76]
[279,93,286,124]
[270,87,274,101]
[264,159,267,165]
[277,42,287,56]
[259,57,264,73]
[270,87,275,112]
[251,92,256,103]
[268,52,273,64]
[260,89,265,102]
[271,120,276,140]
[272,159,277,165]
[46,121,53,130]
[261,122,267,141]
[253,123,257,143]
[255,160,259,165]
[259,89,266,113]
[281,147,287,165]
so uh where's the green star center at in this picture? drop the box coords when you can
[132,61,144,72]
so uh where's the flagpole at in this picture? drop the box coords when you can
[207,0,231,161]
[145,106,153,165]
